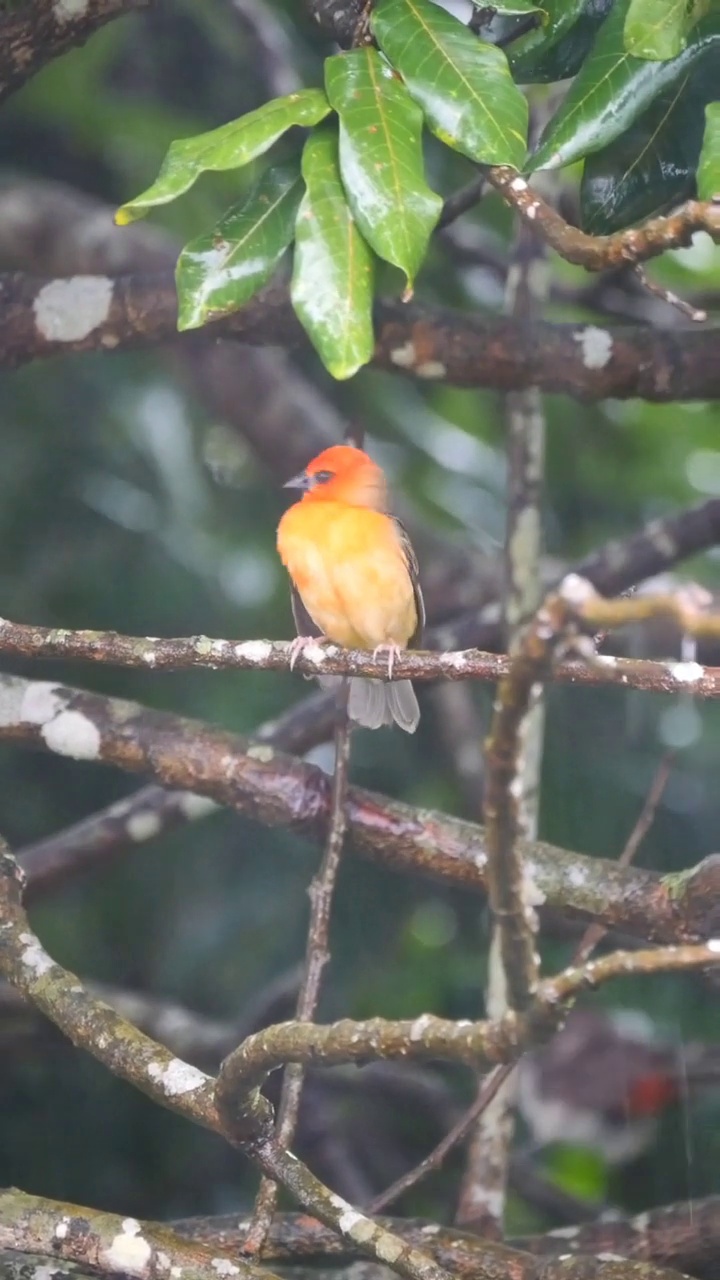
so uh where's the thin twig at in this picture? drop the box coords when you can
[244,685,353,1253]
[573,754,674,965]
[633,265,708,323]
[368,1061,514,1214]
[437,174,489,230]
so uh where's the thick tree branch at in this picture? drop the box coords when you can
[18,689,335,902]
[0,0,151,105]
[215,945,720,1145]
[175,1198,720,1280]
[0,1189,272,1280]
[0,844,218,1131]
[0,176,479,612]
[1,826,707,1280]
[1,671,719,943]
[7,840,692,1280]
[522,1196,720,1277]
[2,270,719,401]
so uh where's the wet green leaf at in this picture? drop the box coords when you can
[372,0,528,169]
[510,0,612,84]
[624,0,710,61]
[175,163,303,331]
[698,101,720,197]
[324,49,442,293]
[529,0,720,170]
[116,89,330,223]
[291,126,375,381]
[580,75,702,232]
[470,0,540,11]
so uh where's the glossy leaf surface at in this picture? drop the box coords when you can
[175,163,303,331]
[291,126,375,381]
[530,1,720,170]
[624,0,709,61]
[510,0,612,84]
[116,90,330,223]
[580,74,704,232]
[698,101,720,197]
[470,0,540,10]
[325,49,441,292]
[372,0,528,169]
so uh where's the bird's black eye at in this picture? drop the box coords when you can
[313,470,334,485]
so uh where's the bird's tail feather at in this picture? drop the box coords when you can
[318,675,420,733]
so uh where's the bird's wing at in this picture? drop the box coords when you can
[290,583,324,639]
[392,518,425,648]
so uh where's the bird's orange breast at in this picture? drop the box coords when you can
[277,501,417,650]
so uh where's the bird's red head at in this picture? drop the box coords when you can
[283,445,387,510]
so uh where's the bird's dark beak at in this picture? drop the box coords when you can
[283,470,312,492]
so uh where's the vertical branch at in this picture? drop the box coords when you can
[456,211,548,1237]
[243,684,353,1252]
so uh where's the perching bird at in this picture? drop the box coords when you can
[276,444,424,732]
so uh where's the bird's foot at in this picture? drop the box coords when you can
[288,635,325,671]
[372,642,403,680]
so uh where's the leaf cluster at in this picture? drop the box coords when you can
[116,0,720,379]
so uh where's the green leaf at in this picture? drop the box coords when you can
[175,163,303,331]
[470,0,539,11]
[529,0,720,171]
[291,126,375,381]
[372,0,528,169]
[698,101,720,197]
[324,49,442,294]
[624,0,710,61]
[116,89,330,223]
[580,77,696,232]
[510,0,612,84]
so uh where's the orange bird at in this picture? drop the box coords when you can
[277,444,424,732]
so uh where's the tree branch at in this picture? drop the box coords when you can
[522,1195,720,1277]
[215,943,720,1145]
[433,495,720,654]
[2,270,719,401]
[4,616,720,696]
[1,671,718,944]
[0,1189,273,1280]
[18,689,335,902]
[456,211,548,1237]
[0,821,709,1280]
[174,1198,720,1280]
[305,0,365,48]
[487,170,720,273]
[0,0,151,105]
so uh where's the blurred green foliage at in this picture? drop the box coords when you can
[0,0,719,1232]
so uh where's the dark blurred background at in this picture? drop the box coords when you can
[1,0,719,1235]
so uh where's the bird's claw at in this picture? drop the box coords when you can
[373,642,402,680]
[288,635,324,671]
